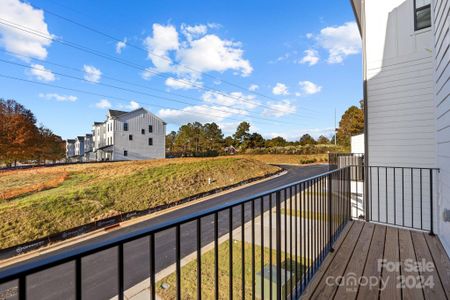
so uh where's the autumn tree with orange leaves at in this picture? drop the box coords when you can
[0,99,65,166]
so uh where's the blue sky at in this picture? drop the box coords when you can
[0,0,362,140]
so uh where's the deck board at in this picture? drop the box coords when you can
[398,229,424,300]
[424,233,450,298]
[334,222,375,300]
[410,231,447,300]
[309,221,364,299]
[380,226,401,300]
[301,221,450,300]
[356,224,386,300]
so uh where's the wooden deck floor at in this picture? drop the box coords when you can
[301,221,450,300]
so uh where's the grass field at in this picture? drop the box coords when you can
[0,157,280,248]
[156,240,309,299]
[238,154,328,165]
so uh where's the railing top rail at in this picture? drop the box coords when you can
[0,166,351,282]
[365,165,440,171]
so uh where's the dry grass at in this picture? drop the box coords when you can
[237,154,328,165]
[0,157,280,248]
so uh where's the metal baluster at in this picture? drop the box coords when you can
[241,203,246,300]
[197,219,202,300]
[328,173,334,252]
[176,225,181,300]
[214,213,219,300]
[420,169,423,230]
[150,234,155,300]
[252,199,255,300]
[260,198,264,300]
[269,194,273,300]
[430,169,435,236]
[118,244,124,300]
[394,168,397,226]
[229,207,233,300]
[276,191,282,300]
[76,258,82,300]
[18,276,26,300]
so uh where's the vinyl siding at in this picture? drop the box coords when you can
[433,0,450,253]
[113,110,165,160]
[365,0,436,168]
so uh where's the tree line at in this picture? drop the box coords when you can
[166,102,364,156]
[0,99,65,166]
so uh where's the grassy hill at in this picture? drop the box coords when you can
[0,157,280,249]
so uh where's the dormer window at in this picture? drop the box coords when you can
[414,0,431,31]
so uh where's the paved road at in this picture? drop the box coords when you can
[0,164,329,300]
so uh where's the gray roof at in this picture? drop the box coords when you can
[66,139,76,143]
[108,109,128,118]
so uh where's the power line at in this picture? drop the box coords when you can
[0,17,319,118]
[0,58,308,126]
[0,48,316,122]
[0,74,297,127]
[38,2,319,111]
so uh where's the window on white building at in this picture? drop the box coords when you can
[149,125,153,133]
[124,150,128,157]
[414,0,431,30]
[129,134,133,141]
[148,138,153,146]
[124,123,128,131]
[141,129,145,134]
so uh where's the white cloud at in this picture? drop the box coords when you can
[181,24,208,41]
[29,64,55,81]
[298,81,322,95]
[0,0,52,61]
[262,100,296,117]
[158,104,247,125]
[39,93,77,102]
[142,23,252,82]
[272,83,289,95]
[202,91,259,110]
[249,84,259,92]
[306,33,314,39]
[127,100,140,110]
[299,49,320,66]
[177,34,252,77]
[165,76,200,90]
[143,24,179,74]
[315,22,361,64]
[115,38,127,54]
[95,99,112,109]
[83,65,102,83]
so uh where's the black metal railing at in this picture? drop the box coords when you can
[363,166,439,234]
[0,167,352,300]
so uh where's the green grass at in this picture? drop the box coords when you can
[0,158,280,248]
[156,241,310,299]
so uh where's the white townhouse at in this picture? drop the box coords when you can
[351,0,450,252]
[92,108,166,161]
[74,136,85,158]
[65,139,76,158]
[83,134,94,162]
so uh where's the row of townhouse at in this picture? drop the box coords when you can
[66,108,166,161]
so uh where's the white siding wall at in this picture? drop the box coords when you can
[433,0,450,253]
[365,0,437,168]
[113,110,165,160]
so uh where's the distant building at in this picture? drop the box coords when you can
[84,134,94,161]
[92,108,166,161]
[74,136,85,160]
[66,139,76,158]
